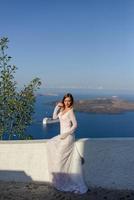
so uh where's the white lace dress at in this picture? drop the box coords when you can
[46,105,88,194]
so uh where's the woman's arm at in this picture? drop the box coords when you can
[52,105,60,119]
[60,110,77,139]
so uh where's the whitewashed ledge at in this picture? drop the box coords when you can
[0,137,134,190]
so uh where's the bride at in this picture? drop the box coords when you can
[46,93,88,194]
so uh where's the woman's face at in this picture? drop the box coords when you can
[64,97,72,108]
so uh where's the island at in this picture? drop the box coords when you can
[37,93,58,97]
[74,98,134,114]
[47,97,134,114]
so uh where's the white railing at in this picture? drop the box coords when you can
[0,138,134,190]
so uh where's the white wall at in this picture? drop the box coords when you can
[0,138,134,190]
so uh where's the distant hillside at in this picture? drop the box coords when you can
[74,98,134,114]
[47,98,134,114]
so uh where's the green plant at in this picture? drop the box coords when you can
[0,37,41,140]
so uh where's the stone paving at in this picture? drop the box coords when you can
[0,181,134,200]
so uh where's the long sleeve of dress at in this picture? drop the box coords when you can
[60,110,77,139]
[53,105,60,119]
[46,107,88,194]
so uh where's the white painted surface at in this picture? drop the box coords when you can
[0,140,49,182]
[0,138,134,190]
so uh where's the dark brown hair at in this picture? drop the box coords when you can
[62,93,74,108]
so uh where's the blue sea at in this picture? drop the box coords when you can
[25,91,134,139]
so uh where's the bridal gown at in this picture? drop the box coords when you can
[46,105,88,194]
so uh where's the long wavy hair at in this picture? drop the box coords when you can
[62,93,74,108]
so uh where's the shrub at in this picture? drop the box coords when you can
[0,37,41,139]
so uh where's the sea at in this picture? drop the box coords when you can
[25,90,134,139]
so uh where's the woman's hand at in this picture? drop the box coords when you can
[57,102,64,108]
[60,132,69,140]
[58,134,66,140]
[60,135,66,140]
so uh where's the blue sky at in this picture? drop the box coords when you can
[0,0,134,91]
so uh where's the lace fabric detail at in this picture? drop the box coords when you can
[46,106,88,194]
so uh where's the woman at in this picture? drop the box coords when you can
[46,93,88,194]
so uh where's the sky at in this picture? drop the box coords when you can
[0,0,134,92]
